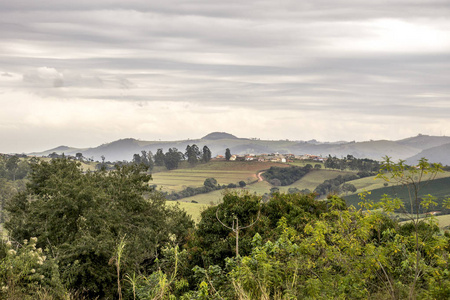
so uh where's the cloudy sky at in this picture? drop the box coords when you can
[1,0,450,153]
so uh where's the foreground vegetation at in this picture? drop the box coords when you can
[2,157,450,299]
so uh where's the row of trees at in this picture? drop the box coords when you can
[325,154,380,172]
[0,155,32,181]
[263,165,312,186]
[165,178,247,200]
[314,173,361,196]
[137,145,213,171]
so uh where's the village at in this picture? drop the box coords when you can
[214,153,327,163]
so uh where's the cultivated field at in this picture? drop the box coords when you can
[151,161,287,192]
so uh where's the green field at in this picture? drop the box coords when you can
[156,162,450,222]
[166,201,208,223]
[150,161,286,192]
[282,169,356,191]
[344,176,450,208]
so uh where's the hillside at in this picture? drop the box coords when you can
[26,132,450,163]
[406,142,450,166]
[396,134,450,150]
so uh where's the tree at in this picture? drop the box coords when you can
[239,181,246,188]
[132,153,141,165]
[164,148,183,170]
[204,177,218,190]
[154,148,165,166]
[6,156,19,181]
[202,145,212,163]
[185,144,200,165]
[375,157,447,298]
[144,150,155,171]
[75,153,83,161]
[225,148,231,161]
[5,158,194,298]
[341,183,357,195]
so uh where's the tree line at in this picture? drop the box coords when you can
[129,144,212,171]
[325,154,380,172]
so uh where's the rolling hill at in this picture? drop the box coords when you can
[26,133,450,164]
[406,142,450,166]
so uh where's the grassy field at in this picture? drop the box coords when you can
[282,169,356,192]
[166,201,208,223]
[344,176,450,208]
[150,161,287,192]
[346,170,450,196]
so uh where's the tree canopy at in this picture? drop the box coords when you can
[4,158,193,298]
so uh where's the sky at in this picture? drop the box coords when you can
[1,0,450,153]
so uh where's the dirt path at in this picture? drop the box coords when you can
[257,171,265,182]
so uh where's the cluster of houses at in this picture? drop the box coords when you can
[214,153,326,163]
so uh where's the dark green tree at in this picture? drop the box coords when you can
[132,153,142,164]
[154,148,165,166]
[185,144,200,165]
[6,156,19,181]
[202,145,212,163]
[5,158,193,298]
[164,148,183,170]
[225,148,231,161]
[203,177,218,191]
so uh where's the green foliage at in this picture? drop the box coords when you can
[263,166,310,186]
[325,154,380,172]
[201,146,212,163]
[0,237,65,299]
[5,158,194,298]
[225,148,231,161]
[154,148,165,166]
[185,144,201,165]
[314,173,360,196]
[165,148,184,170]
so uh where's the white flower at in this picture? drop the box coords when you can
[31,269,36,273]
[8,249,16,256]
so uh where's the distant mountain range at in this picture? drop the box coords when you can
[27,132,450,165]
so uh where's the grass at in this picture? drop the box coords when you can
[432,214,450,229]
[150,161,287,192]
[166,201,208,223]
[344,176,450,208]
[282,169,356,192]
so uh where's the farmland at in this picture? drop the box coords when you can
[150,160,287,192]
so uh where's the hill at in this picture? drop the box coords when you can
[202,132,239,140]
[26,132,450,163]
[396,134,450,150]
[406,142,450,166]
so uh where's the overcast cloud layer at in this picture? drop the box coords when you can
[1,0,450,153]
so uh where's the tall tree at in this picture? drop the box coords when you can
[6,156,19,181]
[202,145,212,163]
[154,148,165,166]
[132,153,141,164]
[164,148,183,170]
[225,148,231,161]
[185,144,200,165]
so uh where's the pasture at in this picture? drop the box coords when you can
[150,160,286,192]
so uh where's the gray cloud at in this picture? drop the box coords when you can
[0,1,450,152]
